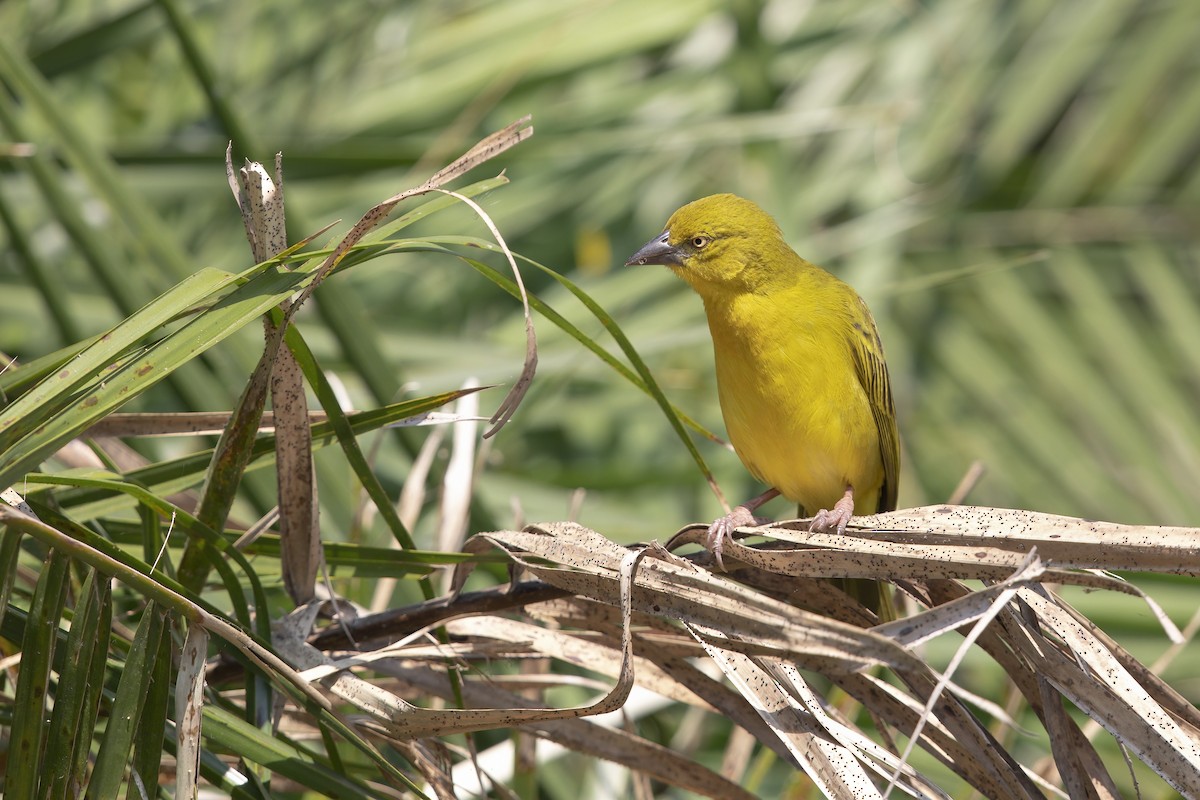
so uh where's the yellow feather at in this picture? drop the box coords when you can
[627,193,900,615]
[629,193,898,516]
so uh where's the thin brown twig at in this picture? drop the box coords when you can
[946,460,985,505]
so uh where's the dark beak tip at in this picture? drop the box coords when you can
[625,231,677,268]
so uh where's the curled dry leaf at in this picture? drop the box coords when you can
[229,152,322,605]
[262,501,1200,795]
[414,508,1200,797]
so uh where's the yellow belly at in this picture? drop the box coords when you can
[707,294,884,515]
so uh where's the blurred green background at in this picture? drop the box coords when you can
[4,2,1200,795]
[3,0,1199,545]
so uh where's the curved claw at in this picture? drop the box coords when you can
[702,488,780,570]
[808,487,856,536]
[705,505,765,571]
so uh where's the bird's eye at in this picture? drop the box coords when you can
[691,236,710,249]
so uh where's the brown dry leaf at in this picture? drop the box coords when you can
[1014,588,1200,796]
[173,622,207,800]
[206,119,533,604]
[456,524,1046,795]
[373,657,756,800]
[464,523,938,674]
[81,411,331,437]
[689,633,885,799]
[769,662,950,799]
[1,486,36,518]
[271,536,647,740]
[445,614,704,708]
[849,505,1200,575]
[229,153,322,605]
[421,507,1200,797]
[260,503,1200,795]
[277,117,535,435]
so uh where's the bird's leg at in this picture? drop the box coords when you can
[706,487,780,570]
[809,485,856,535]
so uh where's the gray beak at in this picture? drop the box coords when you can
[625,231,683,267]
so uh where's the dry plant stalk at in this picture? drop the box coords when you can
[179,117,534,594]
[227,151,323,605]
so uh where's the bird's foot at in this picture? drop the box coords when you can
[703,487,781,570]
[808,487,856,536]
[706,505,770,571]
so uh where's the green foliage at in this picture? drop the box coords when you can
[1,0,1199,797]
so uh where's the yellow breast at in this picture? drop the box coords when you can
[703,287,885,515]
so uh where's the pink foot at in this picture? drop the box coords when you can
[703,488,779,570]
[705,505,769,571]
[809,486,856,535]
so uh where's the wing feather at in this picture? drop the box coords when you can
[849,297,900,513]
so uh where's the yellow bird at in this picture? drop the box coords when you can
[626,194,899,614]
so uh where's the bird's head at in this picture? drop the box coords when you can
[625,193,794,295]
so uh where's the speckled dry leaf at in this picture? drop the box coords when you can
[681,505,1190,639]
[849,506,1200,576]
[230,154,322,605]
[1,486,35,518]
[888,553,1047,793]
[1015,588,1200,796]
[687,631,882,800]
[271,526,644,740]
[446,509,1200,797]
[872,553,1045,648]
[512,594,802,763]
[373,655,757,800]
[770,663,950,800]
[272,340,321,605]
[688,505,1200,581]
[466,523,934,674]
[173,622,207,800]
[446,615,704,708]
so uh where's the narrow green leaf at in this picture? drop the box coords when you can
[138,501,165,571]
[157,0,256,156]
[284,329,419,557]
[0,507,424,795]
[0,259,314,487]
[89,602,168,797]
[47,389,483,521]
[0,517,24,625]
[127,612,173,800]
[5,547,70,800]
[0,83,154,322]
[0,189,82,344]
[0,267,236,452]
[29,496,258,632]
[445,242,725,500]
[79,520,477,572]
[383,236,721,444]
[200,704,391,799]
[0,337,99,401]
[73,576,114,795]
[42,569,112,800]
[179,320,278,593]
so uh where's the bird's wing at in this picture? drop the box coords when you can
[849,296,900,513]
